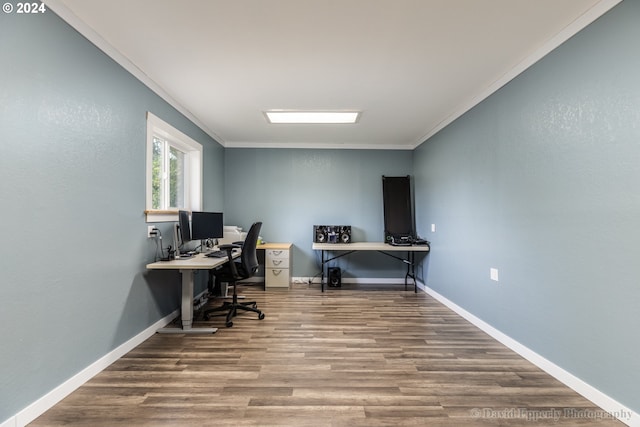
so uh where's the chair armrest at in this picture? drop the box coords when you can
[218,244,241,276]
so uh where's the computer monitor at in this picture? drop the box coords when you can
[177,210,192,245]
[190,211,224,241]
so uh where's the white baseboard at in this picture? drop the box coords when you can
[4,309,178,427]
[418,281,638,427]
[292,276,408,285]
[0,415,16,427]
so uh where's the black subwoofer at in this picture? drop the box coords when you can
[328,267,342,287]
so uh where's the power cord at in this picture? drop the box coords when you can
[150,227,174,261]
[150,227,164,261]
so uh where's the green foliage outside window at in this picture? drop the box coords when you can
[169,146,184,208]
[152,138,162,209]
[152,137,185,209]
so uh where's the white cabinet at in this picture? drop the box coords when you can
[262,243,292,289]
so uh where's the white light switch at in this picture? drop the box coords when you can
[490,268,499,282]
[431,224,436,232]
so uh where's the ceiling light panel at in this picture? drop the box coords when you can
[265,111,360,124]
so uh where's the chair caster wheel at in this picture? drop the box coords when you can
[226,321,233,327]
[258,312,265,320]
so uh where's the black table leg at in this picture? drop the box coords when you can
[321,250,325,292]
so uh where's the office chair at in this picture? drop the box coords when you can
[203,222,265,327]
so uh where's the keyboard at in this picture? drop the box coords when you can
[205,250,227,258]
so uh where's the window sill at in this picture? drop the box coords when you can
[145,210,179,223]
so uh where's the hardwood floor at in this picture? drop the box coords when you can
[31,283,623,426]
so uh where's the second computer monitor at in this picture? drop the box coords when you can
[190,211,224,241]
[178,210,192,244]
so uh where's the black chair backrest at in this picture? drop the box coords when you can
[240,222,262,277]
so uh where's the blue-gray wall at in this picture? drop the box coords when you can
[2,0,638,422]
[223,148,413,279]
[0,10,224,421]
[413,0,639,414]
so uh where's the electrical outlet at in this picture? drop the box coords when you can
[147,226,156,238]
[490,268,499,282]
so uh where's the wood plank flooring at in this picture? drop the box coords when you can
[31,283,623,426]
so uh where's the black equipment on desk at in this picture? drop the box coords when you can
[176,210,224,256]
[191,211,223,240]
[175,210,192,257]
[388,235,413,246]
[205,250,227,258]
[387,235,431,248]
[313,225,351,243]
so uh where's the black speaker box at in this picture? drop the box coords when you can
[339,226,351,244]
[314,225,328,243]
[328,267,341,287]
[313,225,352,243]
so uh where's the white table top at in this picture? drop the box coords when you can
[257,242,293,250]
[146,251,239,270]
[312,242,430,252]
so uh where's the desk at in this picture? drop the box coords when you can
[312,242,430,292]
[146,251,239,334]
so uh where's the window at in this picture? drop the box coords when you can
[146,112,202,222]
[151,136,185,210]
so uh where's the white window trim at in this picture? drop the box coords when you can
[145,112,203,223]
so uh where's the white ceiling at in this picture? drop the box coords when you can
[45,0,619,150]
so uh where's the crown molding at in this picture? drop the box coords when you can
[43,0,621,152]
[42,0,226,147]
[414,0,623,148]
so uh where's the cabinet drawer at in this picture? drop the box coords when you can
[266,249,289,260]
[266,257,289,269]
[266,268,290,288]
